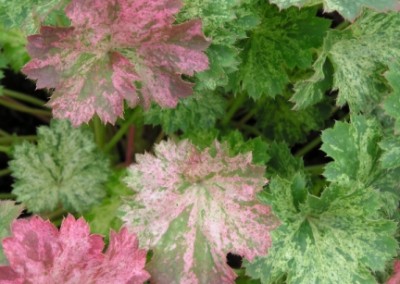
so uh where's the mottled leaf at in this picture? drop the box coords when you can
[293,11,400,112]
[0,215,150,283]
[384,62,400,132]
[233,4,330,99]
[22,0,210,125]
[246,176,398,283]
[0,0,70,35]
[269,0,400,21]
[120,139,277,283]
[0,201,23,264]
[321,115,400,215]
[387,260,400,284]
[9,119,110,213]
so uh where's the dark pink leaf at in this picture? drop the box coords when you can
[121,139,278,283]
[0,215,149,283]
[22,0,210,126]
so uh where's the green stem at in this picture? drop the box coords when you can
[0,168,11,176]
[0,135,36,144]
[92,116,106,149]
[304,164,325,174]
[0,97,51,116]
[0,193,16,200]
[3,89,47,108]
[104,111,138,153]
[222,93,247,126]
[0,145,10,154]
[41,207,67,221]
[295,136,321,157]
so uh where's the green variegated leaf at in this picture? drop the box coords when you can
[246,176,398,284]
[293,11,400,112]
[233,3,330,99]
[0,201,23,264]
[380,136,400,170]
[384,62,400,132]
[321,115,400,215]
[269,0,400,20]
[0,0,70,35]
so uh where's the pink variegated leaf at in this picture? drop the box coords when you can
[0,215,149,284]
[388,260,400,284]
[22,0,210,126]
[121,139,278,284]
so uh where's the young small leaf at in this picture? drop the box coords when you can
[9,119,110,213]
[0,215,150,283]
[120,139,278,283]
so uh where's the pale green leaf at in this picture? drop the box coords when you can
[0,201,23,264]
[269,0,400,21]
[384,62,400,132]
[9,119,110,213]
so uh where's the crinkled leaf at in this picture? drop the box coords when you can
[246,177,398,283]
[233,4,330,99]
[0,215,150,283]
[293,11,400,112]
[144,91,226,134]
[22,0,210,126]
[321,115,400,215]
[0,201,23,264]
[0,0,70,35]
[9,119,110,213]
[384,62,400,132]
[120,139,277,283]
[177,0,259,90]
[269,0,400,21]
[0,27,29,73]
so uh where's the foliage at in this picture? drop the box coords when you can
[0,201,23,264]
[120,139,278,283]
[1,0,400,283]
[0,215,150,283]
[9,119,110,213]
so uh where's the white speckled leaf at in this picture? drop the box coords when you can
[120,139,277,284]
[269,0,400,20]
[293,11,400,112]
[9,119,110,213]
[246,175,398,284]
[0,201,23,264]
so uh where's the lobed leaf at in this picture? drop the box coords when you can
[120,139,277,283]
[0,201,23,264]
[232,3,330,99]
[246,176,398,283]
[268,0,400,21]
[0,215,149,283]
[293,11,400,112]
[9,119,110,213]
[22,0,210,125]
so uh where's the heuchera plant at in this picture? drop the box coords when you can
[1,0,400,283]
